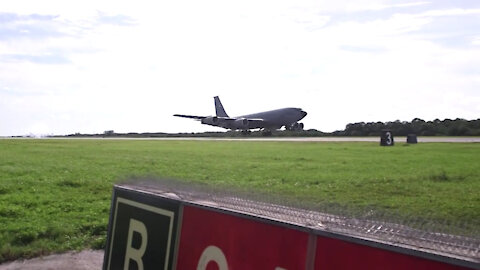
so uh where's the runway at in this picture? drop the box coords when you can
[97,136,480,143]
[171,137,480,143]
[3,136,480,143]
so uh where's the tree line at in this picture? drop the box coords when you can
[334,118,480,136]
[55,118,480,138]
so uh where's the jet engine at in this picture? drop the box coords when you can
[234,118,249,129]
[201,116,219,126]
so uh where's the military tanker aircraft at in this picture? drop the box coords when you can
[174,96,307,131]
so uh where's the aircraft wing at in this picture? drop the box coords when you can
[218,117,263,122]
[173,114,206,120]
[174,112,268,129]
[219,117,266,129]
[244,118,266,129]
[245,118,265,125]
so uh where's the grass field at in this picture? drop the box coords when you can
[0,139,479,262]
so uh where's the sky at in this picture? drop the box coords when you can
[1,0,479,136]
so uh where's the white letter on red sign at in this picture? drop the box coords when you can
[124,218,148,270]
[197,245,228,270]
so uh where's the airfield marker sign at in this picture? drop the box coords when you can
[103,184,478,270]
[176,205,310,269]
[314,235,471,270]
[103,187,180,270]
[380,129,395,146]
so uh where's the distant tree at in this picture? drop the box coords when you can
[338,118,480,137]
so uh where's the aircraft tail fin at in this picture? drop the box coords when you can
[214,96,229,117]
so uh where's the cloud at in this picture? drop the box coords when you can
[1,53,70,64]
[96,12,136,26]
[0,10,135,41]
[339,45,387,53]
[317,5,480,54]
[0,12,58,23]
[408,8,480,48]
[367,1,431,11]
[0,10,136,67]
[421,8,480,17]
[0,12,63,40]
[0,1,479,136]
[473,37,480,45]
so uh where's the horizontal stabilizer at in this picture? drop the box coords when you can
[173,114,206,120]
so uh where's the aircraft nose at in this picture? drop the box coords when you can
[301,110,307,118]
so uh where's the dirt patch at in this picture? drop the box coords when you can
[0,250,103,270]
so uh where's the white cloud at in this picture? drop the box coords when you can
[349,1,430,12]
[472,36,480,45]
[0,1,479,135]
[421,8,480,17]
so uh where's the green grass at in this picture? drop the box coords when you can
[0,139,479,262]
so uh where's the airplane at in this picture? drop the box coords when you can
[174,96,307,132]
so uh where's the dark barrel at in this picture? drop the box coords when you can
[407,134,418,144]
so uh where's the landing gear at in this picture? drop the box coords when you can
[241,130,251,136]
[262,130,272,136]
[285,122,304,131]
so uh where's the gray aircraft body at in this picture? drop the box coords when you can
[174,96,307,131]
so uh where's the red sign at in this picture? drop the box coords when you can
[105,185,476,270]
[314,236,472,270]
[176,205,310,270]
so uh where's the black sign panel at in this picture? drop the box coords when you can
[103,186,180,270]
[380,129,395,146]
